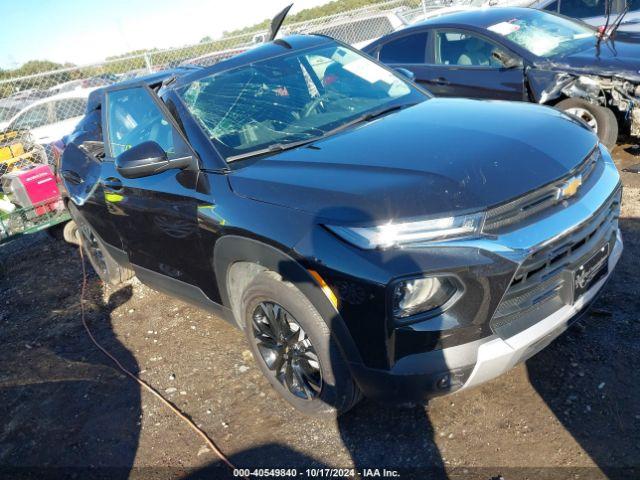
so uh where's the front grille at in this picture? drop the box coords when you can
[484,147,600,233]
[490,186,621,339]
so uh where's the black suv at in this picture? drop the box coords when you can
[59,34,622,416]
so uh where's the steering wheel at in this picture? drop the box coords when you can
[302,95,327,119]
[301,91,344,119]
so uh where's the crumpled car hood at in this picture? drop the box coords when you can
[228,98,597,224]
[550,41,640,81]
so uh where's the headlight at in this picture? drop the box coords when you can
[393,276,459,319]
[326,212,485,249]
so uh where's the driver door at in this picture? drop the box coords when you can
[101,85,208,293]
[422,29,526,101]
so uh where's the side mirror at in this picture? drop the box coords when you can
[492,50,522,69]
[115,141,195,179]
[394,67,416,81]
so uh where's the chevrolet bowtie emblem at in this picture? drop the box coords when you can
[559,175,582,200]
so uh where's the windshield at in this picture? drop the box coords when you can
[487,10,597,58]
[179,43,426,160]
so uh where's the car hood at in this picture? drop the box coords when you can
[228,99,597,224]
[551,40,640,81]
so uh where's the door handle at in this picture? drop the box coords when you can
[432,77,450,86]
[103,177,123,192]
[61,170,84,185]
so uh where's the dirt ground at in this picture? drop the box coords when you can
[1,146,640,480]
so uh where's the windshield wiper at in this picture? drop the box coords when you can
[226,137,320,162]
[317,102,418,137]
[597,0,613,49]
[608,3,630,39]
[225,102,417,163]
[357,103,416,123]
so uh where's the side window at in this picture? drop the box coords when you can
[11,103,52,130]
[379,33,428,63]
[106,87,188,158]
[53,98,88,122]
[434,31,509,67]
[559,0,607,17]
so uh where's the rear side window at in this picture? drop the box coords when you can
[559,0,607,17]
[106,87,188,158]
[379,33,429,63]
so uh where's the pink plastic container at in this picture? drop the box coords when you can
[2,164,61,215]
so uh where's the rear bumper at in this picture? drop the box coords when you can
[350,229,622,401]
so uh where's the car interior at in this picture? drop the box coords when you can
[180,48,408,158]
[436,32,504,67]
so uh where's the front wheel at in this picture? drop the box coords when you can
[241,271,361,417]
[556,98,618,149]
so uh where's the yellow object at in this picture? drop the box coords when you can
[0,131,43,174]
[0,142,24,162]
[104,192,124,203]
[308,270,339,310]
[0,146,12,162]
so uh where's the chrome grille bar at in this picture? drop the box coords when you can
[484,147,601,232]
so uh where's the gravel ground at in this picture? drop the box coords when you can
[1,147,639,480]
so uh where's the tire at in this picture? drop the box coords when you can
[62,220,81,246]
[241,271,361,417]
[78,224,134,286]
[556,98,618,149]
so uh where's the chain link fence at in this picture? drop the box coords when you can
[0,0,470,239]
[1,1,431,140]
[0,0,443,165]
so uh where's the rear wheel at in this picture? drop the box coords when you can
[556,98,618,149]
[78,225,134,285]
[241,271,361,417]
[63,220,81,245]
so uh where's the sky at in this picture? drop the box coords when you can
[0,0,333,69]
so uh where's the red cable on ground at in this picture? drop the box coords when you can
[78,246,244,478]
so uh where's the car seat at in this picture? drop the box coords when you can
[457,37,491,66]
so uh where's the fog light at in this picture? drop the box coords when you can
[392,276,458,319]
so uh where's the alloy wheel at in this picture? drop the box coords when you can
[251,301,322,400]
[564,107,598,133]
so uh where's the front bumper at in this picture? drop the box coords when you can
[460,227,622,391]
[350,228,622,400]
[347,148,623,400]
